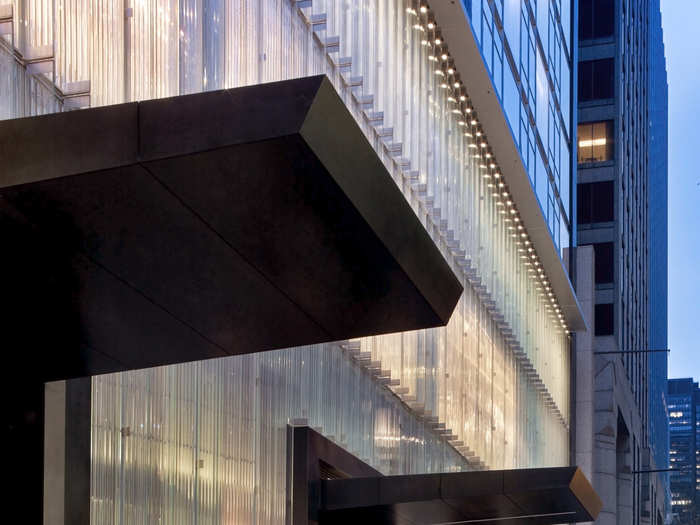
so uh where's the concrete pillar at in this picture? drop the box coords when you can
[574,245,596,483]
[44,378,91,525]
[617,426,633,525]
[617,471,634,524]
[44,381,66,524]
[595,436,618,525]
[594,360,619,525]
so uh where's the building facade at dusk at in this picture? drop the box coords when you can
[0,1,601,524]
[668,379,700,525]
[647,0,670,517]
[576,0,668,523]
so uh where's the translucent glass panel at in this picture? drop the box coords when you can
[0,1,572,521]
[91,346,470,525]
[54,0,90,89]
[1,0,122,111]
[359,270,569,471]
[91,340,568,523]
[0,44,63,119]
[10,0,53,54]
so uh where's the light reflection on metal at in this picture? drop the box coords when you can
[578,138,607,147]
[434,511,577,524]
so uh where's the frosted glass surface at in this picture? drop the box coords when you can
[92,346,470,524]
[0,1,572,522]
[0,44,63,119]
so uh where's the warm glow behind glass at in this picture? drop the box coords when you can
[0,1,572,523]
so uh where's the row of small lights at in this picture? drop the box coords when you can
[406,3,569,334]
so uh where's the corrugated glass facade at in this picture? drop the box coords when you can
[0,1,574,523]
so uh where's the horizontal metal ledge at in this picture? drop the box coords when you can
[0,75,462,381]
[320,466,602,524]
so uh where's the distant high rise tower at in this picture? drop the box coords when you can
[648,0,670,519]
[576,0,668,523]
[668,379,700,525]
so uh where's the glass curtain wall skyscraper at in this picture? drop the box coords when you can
[647,0,670,515]
[463,0,574,256]
[1,0,578,523]
[576,0,668,523]
[668,379,700,525]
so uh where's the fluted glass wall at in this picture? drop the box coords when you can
[91,346,470,524]
[0,43,63,119]
[0,1,573,523]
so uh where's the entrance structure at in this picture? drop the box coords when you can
[288,426,601,525]
[0,1,594,523]
[1,76,463,522]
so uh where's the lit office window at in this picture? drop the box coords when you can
[578,121,614,163]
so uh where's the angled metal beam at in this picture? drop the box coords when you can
[594,349,670,355]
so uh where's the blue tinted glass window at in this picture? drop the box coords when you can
[493,42,503,96]
[536,150,548,213]
[504,66,520,143]
[560,129,570,217]
[503,0,520,51]
[482,8,493,74]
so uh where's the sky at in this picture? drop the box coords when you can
[660,0,700,380]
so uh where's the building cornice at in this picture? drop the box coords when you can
[430,0,587,331]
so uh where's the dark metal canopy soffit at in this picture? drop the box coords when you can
[0,75,463,381]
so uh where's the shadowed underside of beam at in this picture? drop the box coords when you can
[0,75,462,381]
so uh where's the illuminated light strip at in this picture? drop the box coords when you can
[409,3,570,335]
[352,3,575,432]
[579,138,607,147]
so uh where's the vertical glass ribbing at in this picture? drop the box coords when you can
[91,347,469,524]
[0,44,63,118]
[12,0,53,54]
[54,0,89,90]
[0,1,572,522]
